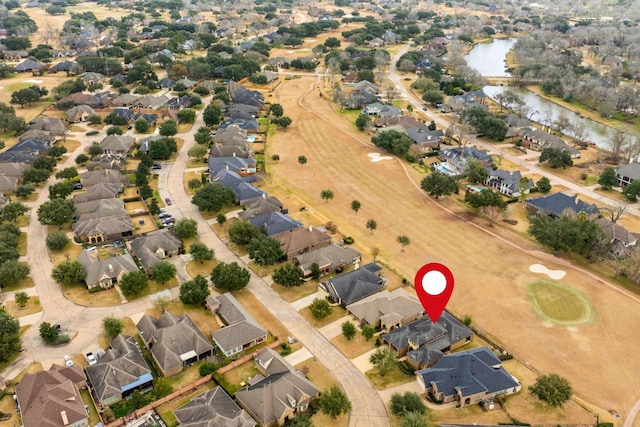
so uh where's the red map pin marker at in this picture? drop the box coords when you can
[414,263,454,323]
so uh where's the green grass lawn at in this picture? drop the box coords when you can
[365,363,415,390]
[80,389,101,426]
[527,280,594,325]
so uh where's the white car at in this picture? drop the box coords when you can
[64,355,74,368]
[86,353,97,365]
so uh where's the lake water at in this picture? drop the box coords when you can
[464,38,616,149]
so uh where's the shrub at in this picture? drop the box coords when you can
[199,361,218,376]
[85,130,99,136]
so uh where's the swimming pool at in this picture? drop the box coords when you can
[434,162,457,176]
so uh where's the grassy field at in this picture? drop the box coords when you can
[4,297,42,318]
[264,74,640,420]
[527,280,594,325]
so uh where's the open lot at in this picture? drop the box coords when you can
[264,75,640,421]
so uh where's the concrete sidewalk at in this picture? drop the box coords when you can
[291,291,324,311]
[318,315,351,340]
[285,347,314,366]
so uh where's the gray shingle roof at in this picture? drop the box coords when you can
[346,288,424,327]
[525,192,599,217]
[78,249,137,287]
[293,243,361,274]
[238,195,283,220]
[174,386,255,427]
[99,135,135,152]
[129,229,182,271]
[616,163,640,181]
[249,212,301,236]
[208,293,266,355]
[322,263,384,306]
[85,335,152,404]
[416,347,520,399]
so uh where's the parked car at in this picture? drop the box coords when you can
[158,213,171,219]
[64,355,74,368]
[165,197,172,205]
[152,163,162,170]
[86,353,97,365]
[73,183,83,190]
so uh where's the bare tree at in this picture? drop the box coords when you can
[626,135,640,163]
[609,130,628,162]
[570,122,589,148]
[40,23,61,47]
[600,204,627,224]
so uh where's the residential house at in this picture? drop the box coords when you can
[132,112,158,127]
[382,311,473,369]
[375,116,424,129]
[525,192,599,218]
[129,229,182,273]
[209,144,253,159]
[353,80,380,94]
[416,347,521,407]
[259,71,278,83]
[51,60,78,74]
[249,212,302,236]
[136,312,214,377]
[112,107,135,123]
[167,94,192,110]
[320,263,384,307]
[86,154,127,171]
[100,135,135,154]
[267,56,291,68]
[19,129,56,144]
[450,90,487,110]
[80,169,128,190]
[0,162,30,179]
[0,176,18,194]
[230,82,264,109]
[175,78,197,89]
[208,156,257,177]
[238,195,284,220]
[135,95,168,109]
[208,293,268,358]
[158,78,176,89]
[615,163,640,188]
[440,146,493,174]
[342,73,358,84]
[74,198,125,219]
[484,169,533,197]
[346,288,424,332]
[66,105,96,123]
[212,170,263,203]
[2,50,29,60]
[85,335,153,406]
[235,347,319,427]
[72,182,122,203]
[78,248,137,289]
[200,80,222,92]
[361,102,402,117]
[406,128,444,153]
[293,244,361,277]
[519,127,581,157]
[274,226,332,260]
[111,93,139,108]
[29,117,66,136]
[59,93,101,108]
[14,59,43,72]
[173,386,255,427]
[81,72,105,85]
[596,218,640,258]
[0,139,50,163]
[219,118,259,134]
[15,364,88,427]
[73,213,133,243]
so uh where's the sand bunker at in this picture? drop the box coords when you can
[23,79,43,84]
[368,153,393,162]
[529,263,566,280]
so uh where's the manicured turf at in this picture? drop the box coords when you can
[527,280,594,325]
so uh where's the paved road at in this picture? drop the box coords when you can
[164,98,391,427]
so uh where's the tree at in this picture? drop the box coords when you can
[22,168,51,184]
[0,260,29,287]
[88,143,103,158]
[341,320,356,340]
[623,180,640,202]
[369,347,397,376]
[361,325,375,341]
[400,412,428,427]
[188,145,208,162]
[355,114,372,131]
[1,202,28,222]
[422,89,444,105]
[273,116,292,128]
[599,166,619,190]
[174,218,198,239]
[211,262,251,291]
[14,184,34,199]
[203,104,223,126]
[216,213,226,225]
[390,392,427,416]
[46,230,70,251]
[159,120,177,136]
[151,261,177,284]
[371,130,413,156]
[102,317,123,339]
[528,215,607,258]
[309,298,332,319]
[228,221,263,246]
[192,183,235,212]
[366,219,377,235]
[49,182,73,200]
[188,179,202,190]
[310,263,321,281]
[55,167,78,180]
[177,109,196,123]
[421,172,458,199]
[39,322,60,344]
[286,414,313,427]
[11,86,45,107]
[179,275,210,305]
[14,291,28,308]
[324,37,341,49]
[106,126,123,136]
[318,385,352,419]
[539,147,573,169]
[247,235,284,265]
[298,155,308,166]
[466,158,489,184]
[148,198,161,216]
[0,311,20,362]
[51,260,85,286]
[87,114,102,125]
[465,189,507,210]
[397,235,410,251]
[134,118,150,133]
[37,199,75,226]
[270,103,284,117]
[119,271,149,297]
[195,127,212,145]
[529,374,572,407]
[190,242,214,263]
[351,200,361,215]
[537,176,552,193]
[75,153,89,165]
[272,263,303,287]
[320,189,334,203]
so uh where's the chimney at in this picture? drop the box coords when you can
[226,165,229,171]
[233,152,236,157]
[108,264,114,273]
[61,411,69,425]
[308,226,312,232]
[262,193,266,199]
